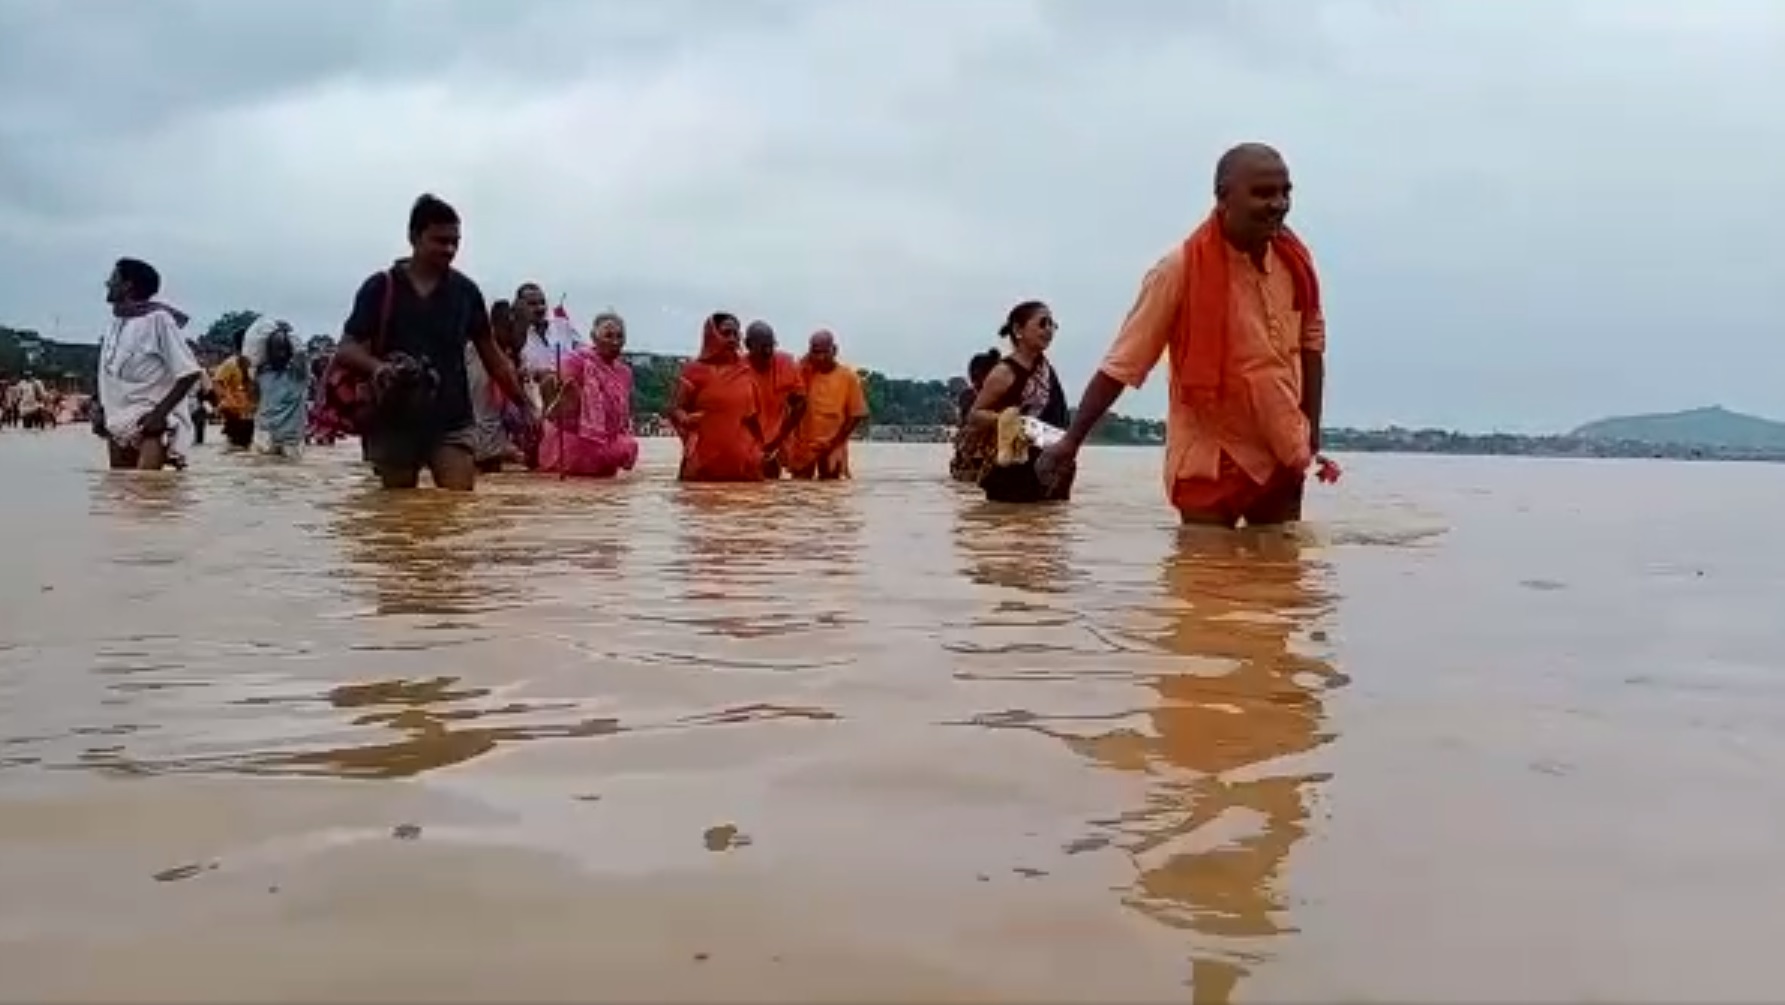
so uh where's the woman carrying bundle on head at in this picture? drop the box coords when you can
[955,300,1075,503]
[253,326,311,458]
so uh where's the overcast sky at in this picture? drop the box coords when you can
[0,0,1779,430]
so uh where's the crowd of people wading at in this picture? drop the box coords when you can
[72,142,1337,529]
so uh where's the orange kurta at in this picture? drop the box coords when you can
[783,363,869,478]
[1099,236,1326,501]
[749,351,804,443]
[677,317,764,482]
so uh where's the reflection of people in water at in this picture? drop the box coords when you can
[330,491,488,617]
[674,486,772,585]
[676,486,865,575]
[952,501,1074,594]
[268,675,618,780]
[1076,529,1341,1002]
[669,486,864,638]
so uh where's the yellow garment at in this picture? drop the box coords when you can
[783,364,869,477]
[994,407,1030,467]
[213,356,253,418]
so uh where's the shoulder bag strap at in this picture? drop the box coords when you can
[372,268,397,354]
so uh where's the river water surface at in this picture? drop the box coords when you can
[3,429,1784,1003]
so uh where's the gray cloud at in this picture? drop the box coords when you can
[1,0,1780,430]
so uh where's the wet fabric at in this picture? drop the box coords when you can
[1099,223,1327,501]
[464,346,512,464]
[97,304,201,460]
[254,359,311,452]
[539,348,639,479]
[750,351,804,445]
[782,361,868,479]
[950,354,1069,498]
[342,265,490,437]
[1169,453,1305,526]
[675,317,762,482]
[212,357,253,419]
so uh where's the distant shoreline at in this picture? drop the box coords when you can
[9,326,1781,462]
[854,425,1785,463]
[1319,428,1785,464]
[20,420,1778,463]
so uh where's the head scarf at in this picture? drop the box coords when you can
[698,312,740,364]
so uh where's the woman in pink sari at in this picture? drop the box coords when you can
[539,311,639,478]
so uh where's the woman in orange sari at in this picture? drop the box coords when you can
[668,312,764,482]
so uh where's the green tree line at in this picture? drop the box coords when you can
[0,325,98,386]
[3,314,1165,444]
[623,351,1162,443]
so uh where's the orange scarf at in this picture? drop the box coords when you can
[1175,211,1320,408]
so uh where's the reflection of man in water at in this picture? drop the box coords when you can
[952,502,1074,593]
[1079,530,1340,1002]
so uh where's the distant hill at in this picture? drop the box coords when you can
[1569,406,1785,451]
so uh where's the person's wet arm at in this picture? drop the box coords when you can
[743,384,765,443]
[335,275,387,376]
[967,366,1017,428]
[770,382,807,450]
[667,376,698,431]
[531,348,562,403]
[144,315,203,427]
[1300,306,1327,453]
[468,293,528,412]
[829,372,870,448]
[1061,256,1179,450]
[148,374,200,428]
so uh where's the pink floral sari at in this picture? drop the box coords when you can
[538,348,639,478]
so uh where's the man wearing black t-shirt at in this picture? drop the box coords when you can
[335,194,533,490]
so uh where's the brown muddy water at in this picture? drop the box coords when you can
[2,427,1784,1003]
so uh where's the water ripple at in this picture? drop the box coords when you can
[9,434,1785,1001]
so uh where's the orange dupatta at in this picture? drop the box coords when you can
[1174,211,1321,411]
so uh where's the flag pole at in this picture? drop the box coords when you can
[555,343,565,481]
[551,296,568,478]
